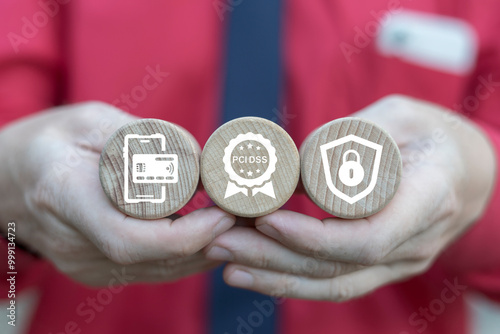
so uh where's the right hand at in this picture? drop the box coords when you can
[0,102,235,286]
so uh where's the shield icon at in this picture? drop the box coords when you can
[320,134,383,204]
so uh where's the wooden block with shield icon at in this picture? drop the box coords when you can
[300,117,402,219]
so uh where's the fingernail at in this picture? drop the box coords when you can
[214,216,234,235]
[228,269,254,287]
[206,246,233,261]
[257,224,281,240]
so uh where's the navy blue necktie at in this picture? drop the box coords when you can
[209,0,283,333]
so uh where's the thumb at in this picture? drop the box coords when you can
[63,101,140,152]
[351,95,440,146]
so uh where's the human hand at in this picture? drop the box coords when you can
[0,102,235,286]
[205,95,496,301]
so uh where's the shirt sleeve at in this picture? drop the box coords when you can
[0,0,63,295]
[0,0,63,127]
[439,33,500,302]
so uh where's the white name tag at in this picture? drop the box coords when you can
[376,10,478,75]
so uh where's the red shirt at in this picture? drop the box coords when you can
[1,1,500,333]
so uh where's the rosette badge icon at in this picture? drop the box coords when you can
[223,132,277,199]
[201,116,300,217]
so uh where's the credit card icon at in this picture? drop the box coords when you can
[132,154,179,184]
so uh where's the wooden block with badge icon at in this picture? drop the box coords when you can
[201,117,300,218]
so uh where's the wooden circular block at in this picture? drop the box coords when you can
[99,119,200,219]
[300,117,402,219]
[201,117,300,217]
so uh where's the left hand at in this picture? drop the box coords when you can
[204,95,497,301]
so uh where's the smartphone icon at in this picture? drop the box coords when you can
[123,134,179,204]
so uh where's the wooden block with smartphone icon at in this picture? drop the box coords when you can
[99,119,200,219]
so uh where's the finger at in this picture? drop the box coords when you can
[115,252,222,283]
[127,252,221,282]
[71,252,222,286]
[64,102,138,152]
[256,172,446,265]
[50,170,235,264]
[94,205,235,264]
[380,210,455,264]
[256,210,371,263]
[205,227,362,278]
[132,257,221,283]
[223,260,420,301]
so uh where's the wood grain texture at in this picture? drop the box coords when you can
[300,117,402,219]
[99,119,200,219]
[201,117,300,217]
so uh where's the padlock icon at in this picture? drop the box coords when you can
[338,149,364,187]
